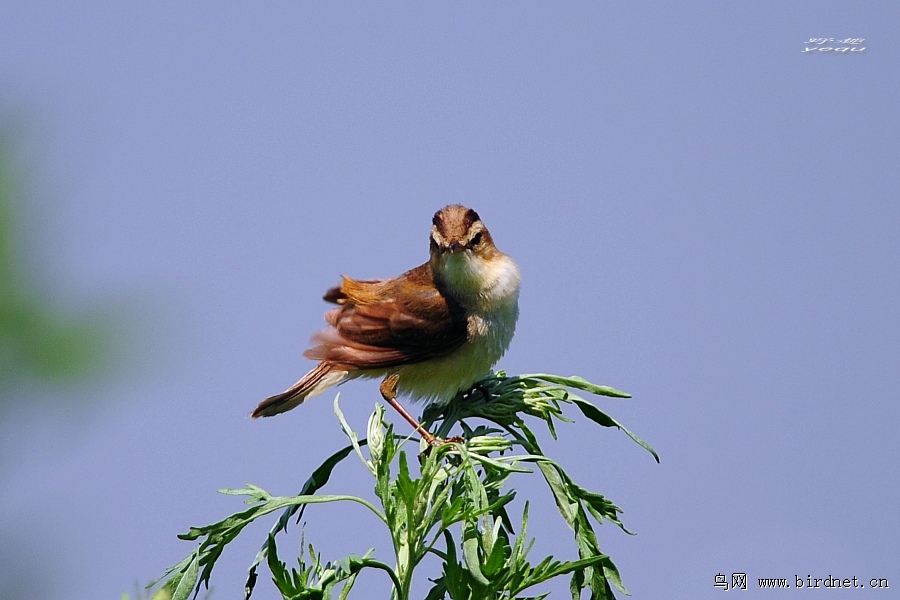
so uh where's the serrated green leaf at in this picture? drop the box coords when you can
[367,403,386,465]
[520,373,632,398]
[569,396,659,461]
[441,530,473,600]
[246,442,364,590]
[601,555,629,595]
[265,534,291,592]
[395,451,418,506]
[481,531,509,577]
[441,495,466,528]
[570,567,585,600]
[169,551,199,600]
[335,394,374,474]
[423,579,448,600]
[462,523,490,587]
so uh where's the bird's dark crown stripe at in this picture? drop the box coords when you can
[432,205,482,236]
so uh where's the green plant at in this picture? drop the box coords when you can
[0,139,112,391]
[151,372,657,600]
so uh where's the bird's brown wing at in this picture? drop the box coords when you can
[305,263,467,369]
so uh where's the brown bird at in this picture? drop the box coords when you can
[252,205,520,444]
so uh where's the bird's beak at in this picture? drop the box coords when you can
[447,241,463,253]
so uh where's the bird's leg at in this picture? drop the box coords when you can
[380,374,439,446]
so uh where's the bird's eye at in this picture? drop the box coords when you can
[471,231,483,246]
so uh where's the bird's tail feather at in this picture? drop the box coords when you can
[252,363,349,417]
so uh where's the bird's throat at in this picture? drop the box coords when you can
[433,251,520,310]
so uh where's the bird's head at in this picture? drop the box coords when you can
[429,204,497,258]
[429,205,509,297]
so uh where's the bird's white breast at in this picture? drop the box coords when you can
[396,252,520,404]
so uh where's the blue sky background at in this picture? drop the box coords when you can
[1,3,898,599]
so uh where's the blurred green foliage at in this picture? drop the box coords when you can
[0,129,118,600]
[0,135,110,396]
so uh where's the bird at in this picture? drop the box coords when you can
[252,204,520,444]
